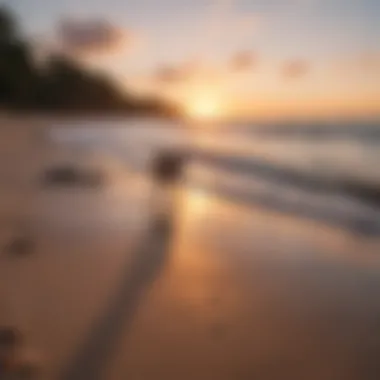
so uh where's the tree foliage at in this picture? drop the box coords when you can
[0,6,175,116]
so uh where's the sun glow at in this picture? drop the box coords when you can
[185,94,223,120]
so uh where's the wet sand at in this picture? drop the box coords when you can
[0,118,380,380]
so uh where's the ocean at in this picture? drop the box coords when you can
[49,119,380,236]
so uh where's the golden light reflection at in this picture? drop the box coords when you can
[186,189,209,215]
[176,188,210,235]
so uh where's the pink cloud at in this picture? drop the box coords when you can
[352,52,380,71]
[230,51,258,71]
[155,66,184,83]
[282,59,311,79]
[154,60,207,83]
[57,18,134,55]
[331,51,380,75]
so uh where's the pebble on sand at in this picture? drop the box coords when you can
[5,236,35,256]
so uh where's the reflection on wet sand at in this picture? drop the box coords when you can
[106,188,380,380]
[180,193,378,376]
[1,125,380,380]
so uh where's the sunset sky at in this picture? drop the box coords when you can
[6,0,380,120]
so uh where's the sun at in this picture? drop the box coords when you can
[185,95,222,120]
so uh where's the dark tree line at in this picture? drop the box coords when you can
[0,7,176,116]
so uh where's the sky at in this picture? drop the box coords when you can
[4,0,380,120]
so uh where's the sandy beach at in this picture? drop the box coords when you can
[0,116,380,380]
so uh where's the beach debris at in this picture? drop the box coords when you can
[0,328,41,379]
[151,150,188,184]
[12,350,42,380]
[41,165,105,188]
[4,236,35,256]
[149,150,188,235]
[0,327,21,375]
[0,354,41,379]
[0,327,21,351]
